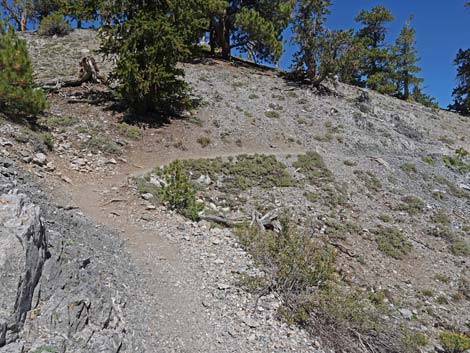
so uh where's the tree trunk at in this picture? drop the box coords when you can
[403,72,409,100]
[221,10,231,59]
[209,27,215,55]
[20,8,28,32]
[77,20,82,29]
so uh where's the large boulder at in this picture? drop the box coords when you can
[0,191,47,347]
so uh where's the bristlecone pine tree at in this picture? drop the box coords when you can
[100,1,208,116]
[207,0,294,63]
[391,16,423,100]
[291,0,331,82]
[0,24,47,118]
[291,0,360,88]
[449,48,470,116]
[355,5,396,94]
[61,0,100,28]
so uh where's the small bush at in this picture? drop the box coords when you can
[402,331,428,352]
[432,211,451,226]
[439,331,470,353]
[449,240,470,257]
[160,161,204,221]
[40,132,54,150]
[400,162,417,175]
[265,110,280,119]
[197,136,211,148]
[0,25,47,118]
[38,13,71,36]
[354,170,382,193]
[84,134,121,155]
[293,152,334,186]
[423,155,436,166]
[118,122,141,140]
[40,115,78,128]
[235,219,336,294]
[397,196,425,216]
[373,226,413,259]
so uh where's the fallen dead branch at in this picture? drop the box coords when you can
[42,57,107,91]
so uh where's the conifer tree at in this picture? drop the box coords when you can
[391,16,423,100]
[449,49,470,116]
[355,5,396,94]
[412,85,438,109]
[291,0,359,87]
[208,0,294,63]
[291,0,331,81]
[30,0,61,20]
[0,0,31,31]
[0,23,47,117]
[61,0,100,28]
[100,0,208,116]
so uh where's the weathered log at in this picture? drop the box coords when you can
[41,56,107,91]
[251,209,281,232]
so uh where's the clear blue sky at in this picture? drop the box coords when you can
[279,1,469,108]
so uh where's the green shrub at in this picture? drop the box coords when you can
[354,170,382,192]
[293,152,334,186]
[197,136,211,148]
[374,226,413,259]
[423,155,436,166]
[400,162,417,175]
[0,25,47,118]
[397,196,425,216]
[235,219,336,294]
[40,115,79,128]
[40,132,54,150]
[160,161,204,221]
[38,13,71,36]
[449,240,470,257]
[402,331,428,352]
[432,211,451,226]
[439,331,470,353]
[265,110,280,119]
[118,122,141,140]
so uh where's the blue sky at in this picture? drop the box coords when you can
[279,1,469,108]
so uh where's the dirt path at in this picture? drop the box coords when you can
[58,143,315,352]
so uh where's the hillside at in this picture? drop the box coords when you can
[1,29,469,353]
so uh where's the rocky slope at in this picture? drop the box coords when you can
[0,29,468,353]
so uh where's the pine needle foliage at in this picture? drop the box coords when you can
[100,1,208,116]
[0,24,47,118]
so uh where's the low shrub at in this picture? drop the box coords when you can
[38,13,71,37]
[439,331,470,353]
[373,226,413,259]
[160,161,204,221]
[397,196,425,216]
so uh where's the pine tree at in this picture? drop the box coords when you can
[291,0,360,87]
[412,85,438,109]
[392,16,423,100]
[0,0,32,31]
[30,0,62,20]
[355,5,396,94]
[100,1,208,116]
[291,0,331,81]
[0,23,47,117]
[208,0,294,63]
[61,0,100,28]
[449,49,470,116]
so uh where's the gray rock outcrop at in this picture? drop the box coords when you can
[0,191,47,346]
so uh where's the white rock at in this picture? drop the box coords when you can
[32,153,47,166]
[141,193,154,200]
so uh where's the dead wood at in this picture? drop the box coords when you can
[42,57,107,91]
